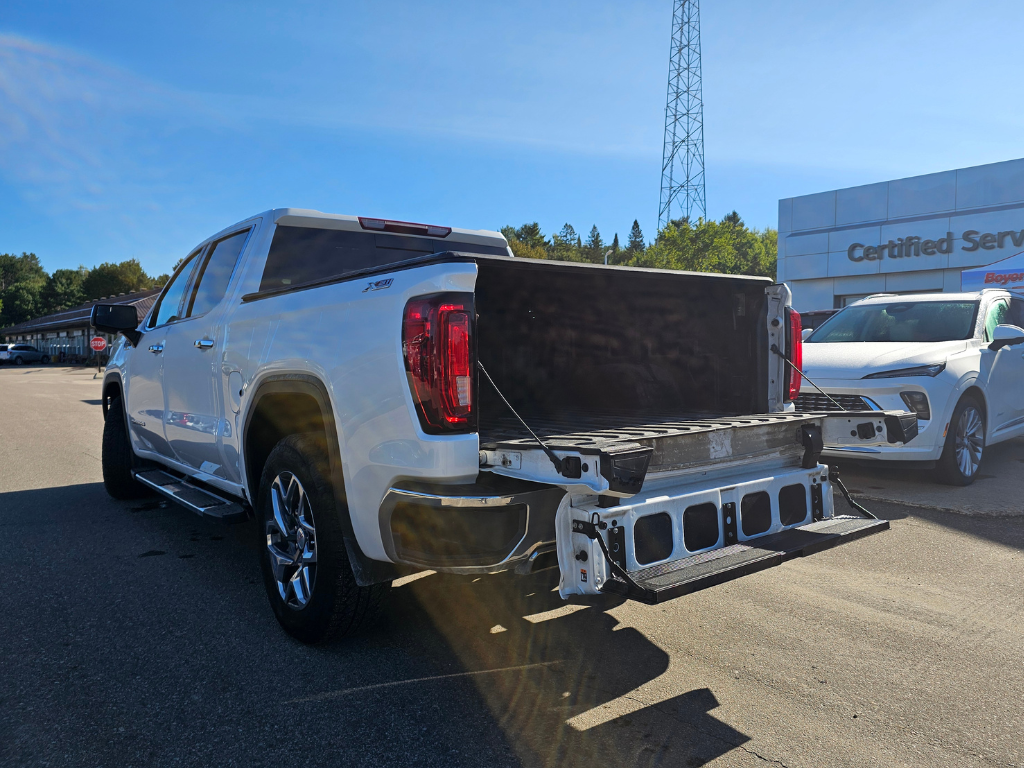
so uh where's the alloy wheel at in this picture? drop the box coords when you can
[954,405,984,478]
[265,471,318,609]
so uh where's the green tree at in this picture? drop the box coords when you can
[514,223,547,249]
[583,226,605,263]
[41,267,88,313]
[81,259,156,300]
[626,220,645,256]
[638,213,778,278]
[609,233,620,264]
[0,253,47,328]
[501,224,549,260]
[550,223,582,262]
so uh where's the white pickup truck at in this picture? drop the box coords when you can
[92,209,917,643]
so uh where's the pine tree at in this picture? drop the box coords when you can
[515,223,547,249]
[501,223,548,260]
[608,233,621,265]
[584,225,604,263]
[626,220,645,254]
[551,223,579,262]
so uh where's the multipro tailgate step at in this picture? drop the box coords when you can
[602,516,889,605]
[134,470,247,523]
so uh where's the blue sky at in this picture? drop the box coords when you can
[3,0,1024,276]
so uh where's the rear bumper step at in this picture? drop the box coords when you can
[134,469,248,523]
[601,515,889,604]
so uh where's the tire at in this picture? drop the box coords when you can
[937,394,985,486]
[102,396,149,499]
[258,433,390,643]
[40,355,50,364]
[13,356,23,365]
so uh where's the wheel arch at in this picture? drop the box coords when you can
[242,373,405,586]
[958,384,988,437]
[101,374,126,421]
[960,384,986,413]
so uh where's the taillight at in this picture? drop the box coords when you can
[785,307,802,402]
[402,293,475,433]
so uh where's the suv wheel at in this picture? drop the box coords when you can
[13,356,23,365]
[937,394,985,486]
[101,396,150,499]
[258,434,390,643]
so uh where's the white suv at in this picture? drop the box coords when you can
[800,290,1024,485]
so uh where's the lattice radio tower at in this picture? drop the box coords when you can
[658,0,706,229]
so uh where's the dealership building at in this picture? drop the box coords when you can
[777,157,1024,311]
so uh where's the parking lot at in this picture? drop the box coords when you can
[2,366,1023,768]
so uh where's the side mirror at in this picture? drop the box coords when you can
[91,304,141,347]
[989,323,1024,351]
[801,327,813,340]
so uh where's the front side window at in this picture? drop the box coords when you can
[150,250,202,328]
[1010,298,1024,328]
[984,299,1010,342]
[185,229,250,318]
[808,301,980,343]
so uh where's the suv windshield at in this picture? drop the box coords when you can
[808,301,979,343]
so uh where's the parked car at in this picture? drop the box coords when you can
[799,309,838,333]
[800,291,1024,485]
[0,344,50,365]
[91,209,914,644]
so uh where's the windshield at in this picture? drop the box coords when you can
[807,301,979,343]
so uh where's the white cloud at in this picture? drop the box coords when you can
[0,34,214,215]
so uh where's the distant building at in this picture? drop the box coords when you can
[778,157,1024,311]
[0,289,160,361]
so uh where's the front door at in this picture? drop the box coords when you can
[161,227,252,477]
[978,298,1024,435]
[126,250,203,458]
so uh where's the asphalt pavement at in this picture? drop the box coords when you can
[1,366,1022,768]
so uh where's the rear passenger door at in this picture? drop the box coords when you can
[160,227,253,478]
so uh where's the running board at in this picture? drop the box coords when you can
[133,469,248,523]
[601,516,889,605]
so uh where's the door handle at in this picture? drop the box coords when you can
[148,344,163,354]
[194,339,214,350]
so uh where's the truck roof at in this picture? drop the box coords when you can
[204,208,510,251]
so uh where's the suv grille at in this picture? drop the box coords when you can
[794,392,871,412]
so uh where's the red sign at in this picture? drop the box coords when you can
[90,337,107,352]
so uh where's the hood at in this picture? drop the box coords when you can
[802,340,968,380]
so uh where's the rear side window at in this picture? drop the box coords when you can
[259,226,509,293]
[186,229,250,318]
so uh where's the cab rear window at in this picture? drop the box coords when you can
[259,226,508,293]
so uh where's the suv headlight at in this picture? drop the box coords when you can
[863,362,945,379]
